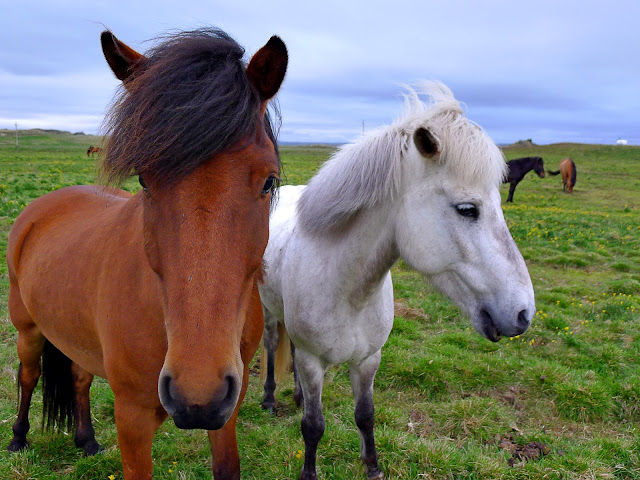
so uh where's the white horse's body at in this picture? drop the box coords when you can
[259,83,536,480]
[261,184,394,366]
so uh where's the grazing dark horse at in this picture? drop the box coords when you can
[548,158,577,193]
[503,156,545,202]
[6,28,287,480]
[87,145,102,156]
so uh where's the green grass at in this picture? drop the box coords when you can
[0,133,639,479]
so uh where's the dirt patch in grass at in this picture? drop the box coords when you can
[494,433,552,466]
[394,299,429,320]
[407,409,435,437]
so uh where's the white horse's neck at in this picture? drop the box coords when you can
[305,200,400,308]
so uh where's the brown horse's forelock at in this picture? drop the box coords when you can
[100,28,279,187]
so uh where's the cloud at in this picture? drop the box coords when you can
[1,0,638,144]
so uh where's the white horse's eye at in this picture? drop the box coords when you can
[456,203,479,219]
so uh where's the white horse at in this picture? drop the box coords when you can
[259,82,536,480]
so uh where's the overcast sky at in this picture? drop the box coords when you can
[1,0,638,145]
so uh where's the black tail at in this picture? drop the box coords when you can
[547,169,560,176]
[42,341,75,431]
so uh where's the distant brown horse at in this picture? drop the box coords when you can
[548,158,577,193]
[86,145,102,156]
[6,28,287,480]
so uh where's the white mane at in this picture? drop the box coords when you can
[297,81,506,235]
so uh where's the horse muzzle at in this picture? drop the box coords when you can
[158,371,240,430]
[477,307,532,342]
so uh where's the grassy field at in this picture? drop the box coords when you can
[0,132,639,479]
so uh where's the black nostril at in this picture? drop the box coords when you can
[517,309,531,332]
[223,375,238,405]
[479,309,501,342]
[159,373,177,415]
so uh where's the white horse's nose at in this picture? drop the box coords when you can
[477,304,533,342]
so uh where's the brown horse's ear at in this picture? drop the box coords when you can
[414,127,440,158]
[101,30,146,82]
[246,36,288,103]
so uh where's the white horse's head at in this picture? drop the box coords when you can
[394,83,535,341]
[296,82,534,341]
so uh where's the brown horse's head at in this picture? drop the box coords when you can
[101,29,287,429]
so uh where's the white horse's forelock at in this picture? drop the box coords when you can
[297,81,507,235]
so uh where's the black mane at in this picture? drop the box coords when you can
[101,28,278,186]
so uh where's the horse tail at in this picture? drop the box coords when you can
[273,322,292,383]
[547,169,561,176]
[42,340,75,431]
[259,321,292,385]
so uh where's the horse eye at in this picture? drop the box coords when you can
[456,203,479,219]
[262,176,278,195]
[138,175,147,191]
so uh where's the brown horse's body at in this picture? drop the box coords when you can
[548,157,576,193]
[8,186,265,474]
[7,28,287,480]
[8,186,151,380]
[87,145,102,156]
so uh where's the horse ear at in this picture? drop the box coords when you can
[101,30,145,82]
[414,127,440,158]
[246,36,288,103]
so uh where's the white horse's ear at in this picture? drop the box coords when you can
[414,127,440,158]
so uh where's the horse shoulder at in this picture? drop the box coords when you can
[9,187,107,271]
[260,185,305,319]
[352,272,394,340]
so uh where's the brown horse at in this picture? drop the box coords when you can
[548,158,577,193]
[87,145,102,156]
[6,28,287,480]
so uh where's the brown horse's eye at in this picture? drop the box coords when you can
[139,175,147,191]
[262,176,277,195]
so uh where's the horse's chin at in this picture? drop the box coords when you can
[170,408,233,431]
[476,309,503,342]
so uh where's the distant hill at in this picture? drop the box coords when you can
[0,128,94,137]
[506,139,537,148]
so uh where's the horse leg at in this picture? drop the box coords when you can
[71,362,101,455]
[8,360,42,452]
[7,285,45,452]
[291,342,303,407]
[506,182,517,203]
[296,350,326,480]
[349,352,384,480]
[113,394,167,480]
[209,289,263,479]
[208,376,245,480]
[261,309,280,413]
[208,387,242,479]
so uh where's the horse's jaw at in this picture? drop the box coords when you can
[426,267,535,343]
